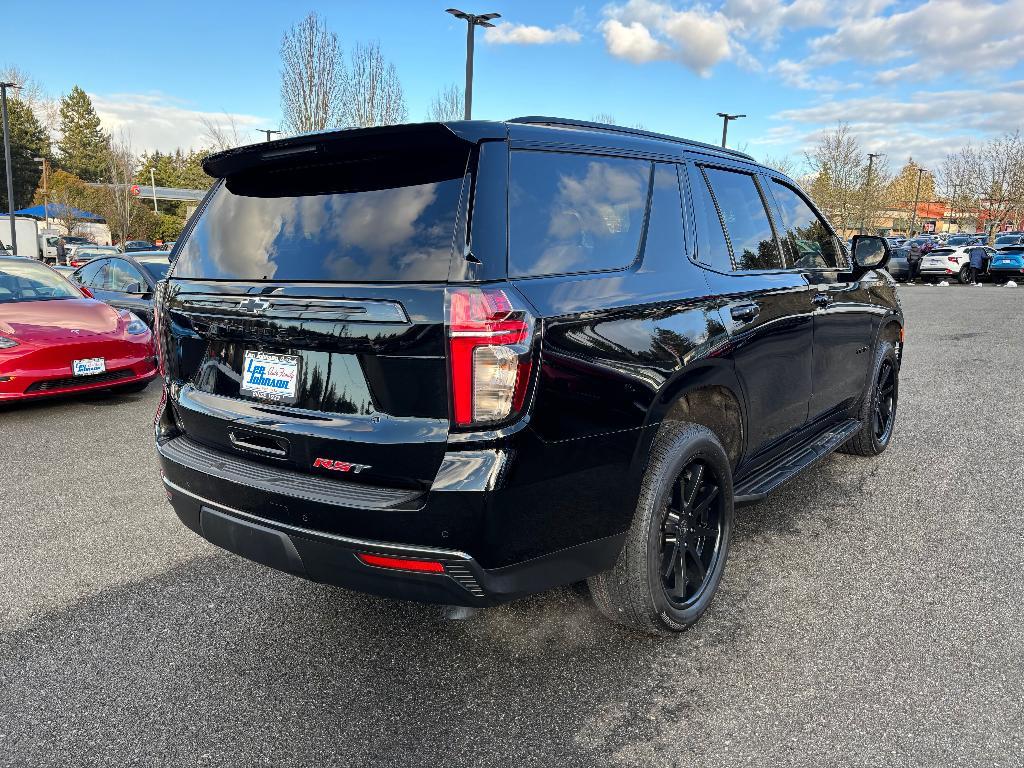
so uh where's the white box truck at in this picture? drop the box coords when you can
[0,215,42,258]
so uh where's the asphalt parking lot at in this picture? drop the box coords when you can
[1,285,1022,767]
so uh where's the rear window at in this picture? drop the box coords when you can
[172,152,469,282]
[509,151,650,278]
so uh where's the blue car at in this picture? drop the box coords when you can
[989,247,1024,281]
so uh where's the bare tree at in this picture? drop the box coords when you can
[804,124,867,234]
[104,134,139,246]
[279,12,346,133]
[201,112,244,151]
[761,154,798,177]
[427,84,463,122]
[343,41,408,128]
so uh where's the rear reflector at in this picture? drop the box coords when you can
[356,552,446,573]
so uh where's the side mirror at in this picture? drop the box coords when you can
[851,235,889,271]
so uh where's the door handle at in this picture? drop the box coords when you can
[229,430,289,458]
[812,293,833,308]
[730,303,760,322]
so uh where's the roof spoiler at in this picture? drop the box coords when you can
[202,122,496,179]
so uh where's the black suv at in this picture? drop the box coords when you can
[154,117,902,634]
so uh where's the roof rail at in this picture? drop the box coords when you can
[508,116,755,161]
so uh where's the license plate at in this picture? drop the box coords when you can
[73,358,105,376]
[241,351,300,404]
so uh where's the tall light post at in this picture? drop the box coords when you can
[258,129,281,142]
[908,166,928,236]
[32,156,48,229]
[446,8,501,120]
[859,152,881,234]
[1,81,19,254]
[716,112,746,148]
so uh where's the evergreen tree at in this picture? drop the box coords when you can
[57,86,108,182]
[0,96,51,211]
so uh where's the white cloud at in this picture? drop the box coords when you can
[601,0,734,75]
[484,22,582,45]
[602,19,672,63]
[90,92,272,153]
[805,0,1024,78]
[773,83,1024,167]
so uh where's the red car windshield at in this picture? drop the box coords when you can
[0,260,82,303]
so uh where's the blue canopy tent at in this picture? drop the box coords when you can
[13,204,105,221]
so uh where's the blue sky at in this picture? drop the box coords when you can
[5,0,1024,173]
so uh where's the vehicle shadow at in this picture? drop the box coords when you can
[1,547,698,767]
[0,383,154,413]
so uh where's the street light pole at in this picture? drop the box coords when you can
[909,167,927,236]
[1,81,19,255]
[716,112,746,148]
[446,8,501,120]
[258,129,281,142]
[859,152,881,234]
[150,167,159,214]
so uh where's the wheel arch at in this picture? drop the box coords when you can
[633,360,747,476]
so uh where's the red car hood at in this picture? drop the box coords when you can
[0,299,122,342]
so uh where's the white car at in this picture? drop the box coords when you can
[920,245,995,284]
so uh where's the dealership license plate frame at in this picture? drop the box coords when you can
[240,350,301,405]
[72,358,106,376]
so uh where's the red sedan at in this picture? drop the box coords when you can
[0,257,157,401]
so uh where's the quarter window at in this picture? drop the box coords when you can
[770,181,844,270]
[702,167,782,271]
[509,151,650,278]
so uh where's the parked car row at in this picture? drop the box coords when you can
[0,256,156,402]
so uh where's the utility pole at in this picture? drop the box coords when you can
[446,8,501,120]
[258,129,281,142]
[149,167,159,213]
[33,156,48,229]
[908,167,928,236]
[949,182,961,232]
[1,81,18,255]
[859,152,881,234]
[716,112,746,148]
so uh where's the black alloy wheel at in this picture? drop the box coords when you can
[872,358,897,444]
[659,459,724,608]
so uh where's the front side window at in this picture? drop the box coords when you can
[107,259,147,292]
[703,167,783,271]
[770,181,844,270]
[509,151,650,278]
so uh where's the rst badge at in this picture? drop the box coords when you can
[313,458,371,474]
[240,350,300,404]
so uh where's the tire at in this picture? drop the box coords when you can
[958,266,972,285]
[588,423,734,635]
[839,341,899,457]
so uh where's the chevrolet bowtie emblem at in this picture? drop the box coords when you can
[238,297,271,314]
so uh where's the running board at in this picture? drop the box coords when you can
[734,419,861,506]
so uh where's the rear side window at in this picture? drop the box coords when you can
[770,181,844,270]
[702,167,783,271]
[172,151,469,282]
[509,151,650,278]
[687,165,732,273]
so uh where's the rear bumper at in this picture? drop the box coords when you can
[161,474,623,607]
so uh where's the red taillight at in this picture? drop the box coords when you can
[356,553,446,573]
[79,285,93,298]
[947,256,958,263]
[447,287,534,427]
